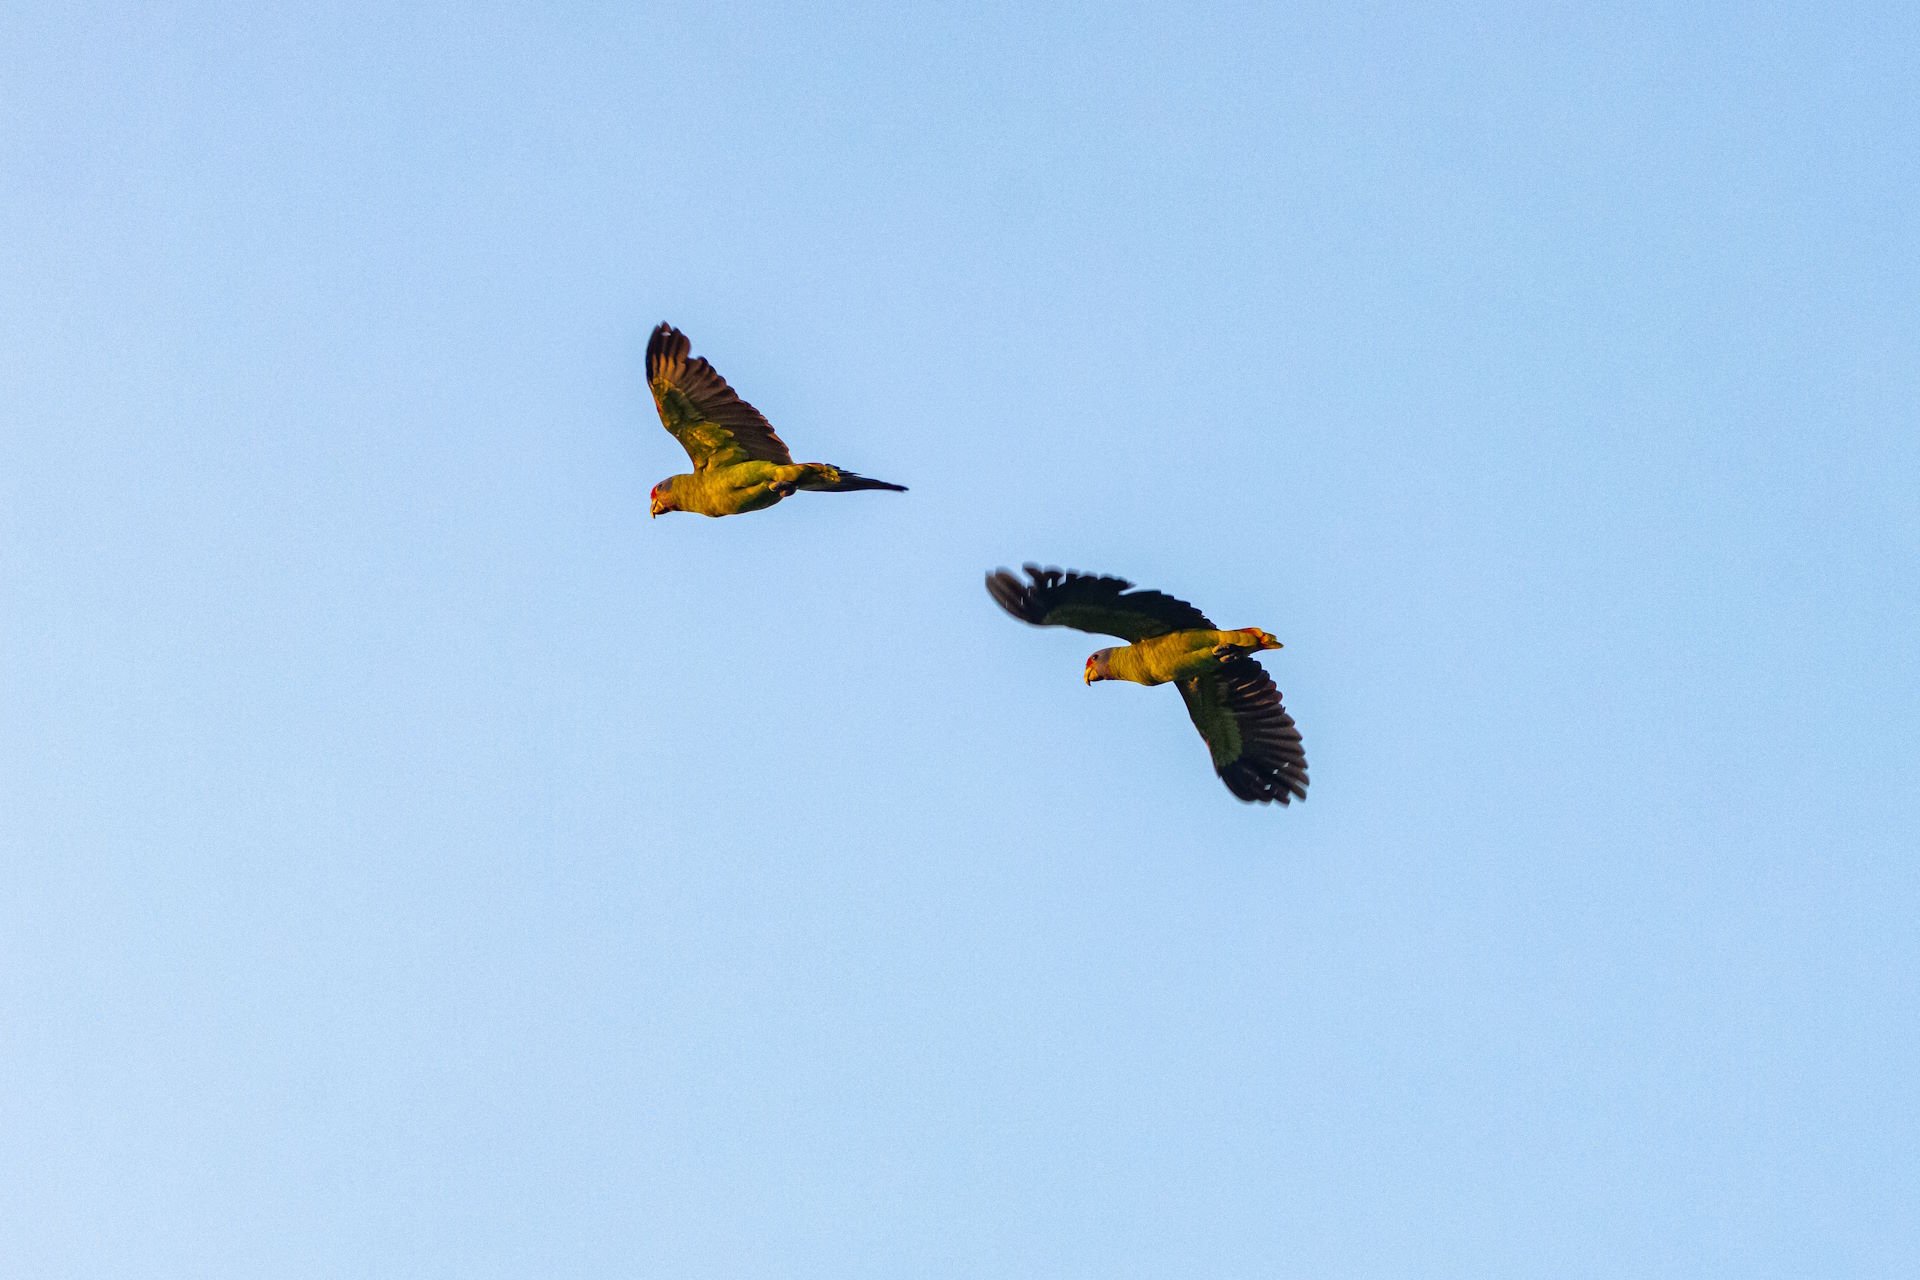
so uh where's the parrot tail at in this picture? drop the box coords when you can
[1214,629,1283,658]
[795,464,908,494]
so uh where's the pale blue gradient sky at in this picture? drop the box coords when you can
[3,2,1917,1275]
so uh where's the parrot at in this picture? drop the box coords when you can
[644,323,906,518]
[987,564,1309,804]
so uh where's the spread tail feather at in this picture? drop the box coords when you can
[795,464,908,493]
[1213,628,1283,659]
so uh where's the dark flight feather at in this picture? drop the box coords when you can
[985,564,1215,642]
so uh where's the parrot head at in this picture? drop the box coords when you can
[1084,649,1115,684]
[649,482,677,518]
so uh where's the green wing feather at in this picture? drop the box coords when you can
[985,564,1215,642]
[646,324,793,470]
[1179,659,1309,804]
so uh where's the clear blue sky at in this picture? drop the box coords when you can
[4,2,1916,1275]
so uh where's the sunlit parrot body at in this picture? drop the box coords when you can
[988,565,1308,805]
[1092,627,1285,687]
[652,459,895,518]
[644,324,906,518]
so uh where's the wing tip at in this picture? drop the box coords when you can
[985,563,1156,629]
[645,322,687,381]
[1220,759,1310,805]
[985,564,1068,624]
[985,567,1043,623]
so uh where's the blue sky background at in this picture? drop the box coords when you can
[4,2,1917,1275]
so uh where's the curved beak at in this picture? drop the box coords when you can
[1083,664,1096,685]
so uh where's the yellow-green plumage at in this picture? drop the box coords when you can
[644,324,905,518]
[657,461,876,518]
[1101,629,1284,685]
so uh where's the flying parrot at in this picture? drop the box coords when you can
[987,564,1309,804]
[644,323,907,517]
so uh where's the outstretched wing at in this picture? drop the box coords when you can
[1179,659,1309,804]
[985,564,1214,642]
[646,324,793,470]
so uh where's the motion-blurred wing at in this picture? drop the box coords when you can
[1179,659,1309,804]
[646,324,793,470]
[985,564,1214,642]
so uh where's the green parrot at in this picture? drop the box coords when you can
[645,323,907,517]
[987,564,1309,804]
